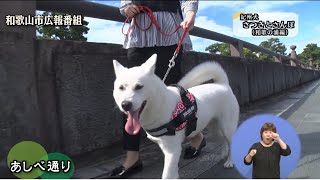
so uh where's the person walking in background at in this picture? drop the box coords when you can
[109,0,200,178]
[244,122,291,179]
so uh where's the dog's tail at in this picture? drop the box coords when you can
[178,61,229,89]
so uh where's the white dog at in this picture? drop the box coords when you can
[113,54,239,179]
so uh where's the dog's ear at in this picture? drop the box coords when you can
[113,60,126,77]
[142,54,157,74]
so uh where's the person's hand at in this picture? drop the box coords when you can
[124,4,140,18]
[249,149,257,157]
[180,11,196,31]
[271,132,280,141]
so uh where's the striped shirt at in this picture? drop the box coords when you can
[119,0,198,51]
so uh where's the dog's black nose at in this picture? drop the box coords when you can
[121,101,132,111]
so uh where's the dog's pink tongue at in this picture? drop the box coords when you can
[125,111,141,135]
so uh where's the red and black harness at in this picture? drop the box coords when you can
[145,85,198,137]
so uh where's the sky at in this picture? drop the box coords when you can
[83,1,320,55]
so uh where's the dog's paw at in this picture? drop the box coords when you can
[223,161,234,168]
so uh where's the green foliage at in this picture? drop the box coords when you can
[36,12,89,41]
[243,48,258,60]
[205,38,293,62]
[205,43,230,56]
[297,44,320,65]
[205,42,258,59]
[257,38,287,61]
[259,38,287,55]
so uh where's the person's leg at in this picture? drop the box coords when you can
[127,47,154,68]
[110,47,154,178]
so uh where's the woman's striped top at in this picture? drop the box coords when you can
[119,0,198,51]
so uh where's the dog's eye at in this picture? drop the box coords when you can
[134,84,144,90]
[119,85,125,91]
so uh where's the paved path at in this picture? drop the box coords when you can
[285,80,320,179]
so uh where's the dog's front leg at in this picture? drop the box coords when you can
[160,143,182,179]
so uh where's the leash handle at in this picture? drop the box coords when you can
[122,6,181,36]
[175,28,188,56]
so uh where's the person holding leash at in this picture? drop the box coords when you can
[110,0,200,178]
[244,122,291,179]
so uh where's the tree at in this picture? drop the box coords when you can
[205,43,230,56]
[297,44,320,65]
[258,38,287,61]
[37,11,90,41]
[205,43,258,59]
[243,48,258,60]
